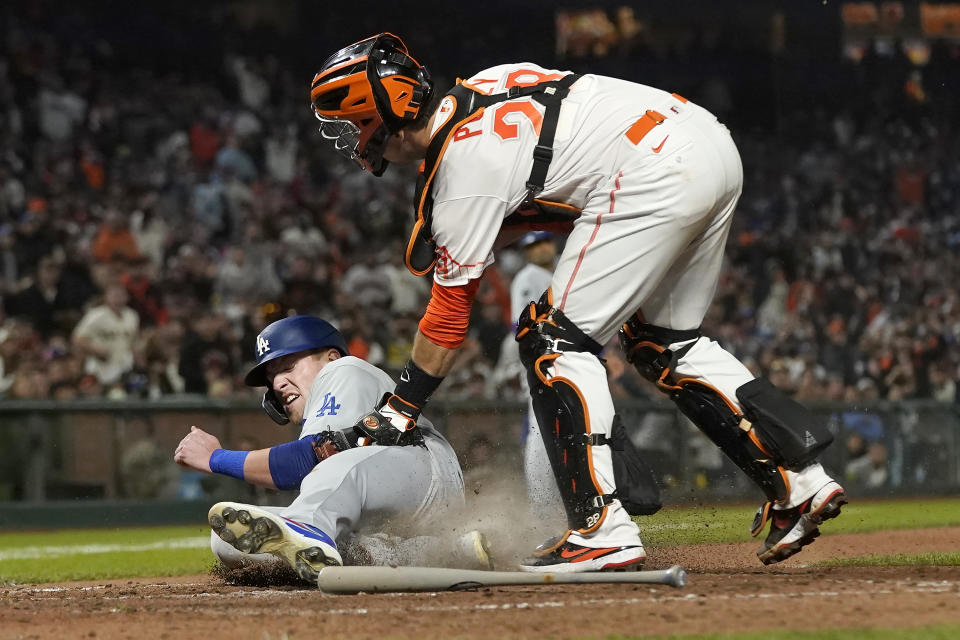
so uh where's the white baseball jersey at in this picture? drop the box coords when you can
[429,64,688,289]
[72,304,139,385]
[424,62,747,548]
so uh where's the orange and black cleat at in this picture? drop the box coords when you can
[520,538,646,573]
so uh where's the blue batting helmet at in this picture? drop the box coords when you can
[244,315,349,387]
[518,231,552,248]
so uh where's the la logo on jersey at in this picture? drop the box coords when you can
[256,335,270,356]
[315,393,341,417]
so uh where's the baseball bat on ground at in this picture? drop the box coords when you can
[316,564,687,594]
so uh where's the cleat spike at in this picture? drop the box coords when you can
[209,514,225,531]
[207,502,342,585]
[756,483,844,565]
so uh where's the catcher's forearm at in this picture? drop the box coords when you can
[411,330,459,377]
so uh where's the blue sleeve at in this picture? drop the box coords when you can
[268,437,320,491]
[209,449,249,480]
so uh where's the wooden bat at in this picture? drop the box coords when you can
[316,564,687,594]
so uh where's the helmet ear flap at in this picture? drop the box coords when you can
[262,390,290,425]
[366,42,433,134]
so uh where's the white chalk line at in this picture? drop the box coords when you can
[8,579,958,617]
[0,537,209,561]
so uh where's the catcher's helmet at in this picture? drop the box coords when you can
[244,315,349,387]
[309,33,432,176]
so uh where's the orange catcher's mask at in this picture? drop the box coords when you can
[310,33,433,176]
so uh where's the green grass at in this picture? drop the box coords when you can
[636,497,960,546]
[0,524,208,549]
[813,551,960,567]
[0,547,215,583]
[0,498,958,584]
[611,625,960,640]
[0,525,212,584]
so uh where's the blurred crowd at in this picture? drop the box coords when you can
[0,10,957,417]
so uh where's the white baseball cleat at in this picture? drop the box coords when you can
[208,502,342,583]
[752,481,847,565]
[519,535,646,573]
[453,530,494,571]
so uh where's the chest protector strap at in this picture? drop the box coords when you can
[406,73,582,276]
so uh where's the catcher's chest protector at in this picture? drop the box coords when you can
[406,74,582,276]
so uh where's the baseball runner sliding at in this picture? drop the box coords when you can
[175,316,490,582]
[308,33,847,573]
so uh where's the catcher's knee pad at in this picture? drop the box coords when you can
[619,316,832,502]
[516,291,612,533]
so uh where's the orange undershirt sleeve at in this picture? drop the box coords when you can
[418,279,481,349]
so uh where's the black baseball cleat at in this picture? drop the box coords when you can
[519,536,646,573]
[752,482,848,565]
[208,502,343,583]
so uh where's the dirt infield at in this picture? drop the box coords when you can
[2,527,958,640]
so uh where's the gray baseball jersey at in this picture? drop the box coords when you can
[211,356,464,568]
[509,263,553,328]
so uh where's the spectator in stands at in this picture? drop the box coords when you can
[279,254,329,317]
[5,255,66,338]
[0,5,956,411]
[177,313,236,395]
[70,282,139,389]
[844,431,889,490]
[928,361,957,403]
[264,125,299,184]
[120,255,168,327]
[91,208,142,264]
[190,111,221,168]
[142,322,186,398]
[13,206,57,275]
[279,211,328,258]
[340,251,393,308]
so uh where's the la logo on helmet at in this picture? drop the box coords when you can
[257,335,271,356]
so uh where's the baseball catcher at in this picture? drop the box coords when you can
[174,315,490,582]
[308,34,846,571]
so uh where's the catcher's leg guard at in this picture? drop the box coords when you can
[619,316,831,504]
[516,292,612,533]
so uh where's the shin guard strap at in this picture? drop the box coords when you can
[618,319,700,387]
